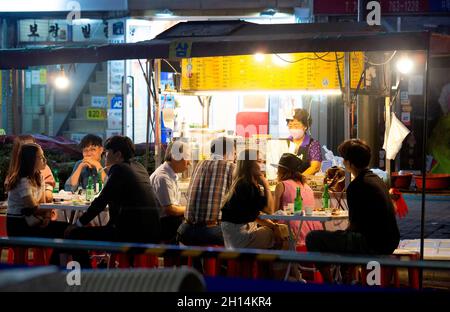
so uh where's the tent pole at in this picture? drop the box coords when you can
[344,52,351,140]
[419,47,430,289]
[344,52,352,187]
[154,59,162,168]
[145,60,151,171]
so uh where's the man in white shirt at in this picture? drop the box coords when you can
[150,141,191,243]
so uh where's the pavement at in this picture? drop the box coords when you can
[397,194,450,290]
[398,194,450,239]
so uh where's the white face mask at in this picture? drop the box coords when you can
[289,129,305,140]
[259,163,266,172]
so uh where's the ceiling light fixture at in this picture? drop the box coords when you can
[260,8,278,17]
[155,9,174,17]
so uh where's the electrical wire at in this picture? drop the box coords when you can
[273,53,323,63]
[162,59,179,73]
[273,52,344,64]
[313,52,344,62]
[365,51,397,66]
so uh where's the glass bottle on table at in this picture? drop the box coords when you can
[294,186,303,214]
[322,183,331,213]
[53,169,60,193]
[86,176,94,201]
[96,171,103,193]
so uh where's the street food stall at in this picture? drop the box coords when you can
[1,21,450,278]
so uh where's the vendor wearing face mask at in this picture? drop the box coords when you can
[287,108,322,175]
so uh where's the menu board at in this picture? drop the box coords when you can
[181,52,364,91]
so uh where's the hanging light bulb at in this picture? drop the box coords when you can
[54,66,69,89]
[396,56,414,74]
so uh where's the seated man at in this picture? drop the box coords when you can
[150,141,190,244]
[65,136,161,267]
[177,137,236,246]
[306,139,400,282]
[65,134,106,192]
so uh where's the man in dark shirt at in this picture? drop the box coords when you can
[306,139,400,280]
[65,136,161,267]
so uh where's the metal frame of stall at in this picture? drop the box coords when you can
[1,21,450,288]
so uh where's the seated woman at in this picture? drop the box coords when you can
[9,135,55,203]
[287,108,322,175]
[272,153,322,248]
[5,143,68,264]
[221,149,283,249]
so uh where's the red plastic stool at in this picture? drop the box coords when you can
[109,253,131,268]
[225,258,257,279]
[11,247,49,265]
[134,254,159,268]
[0,215,7,237]
[296,245,323,283]
[361,250,420,289]
[393,250,420,289]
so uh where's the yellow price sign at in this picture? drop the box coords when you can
[181,52,365,91]
[86,108,107,120]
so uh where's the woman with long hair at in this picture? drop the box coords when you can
[9,135,55,202]
[221,149,282,249]
[5,143,68,239]
[272,153,322,247]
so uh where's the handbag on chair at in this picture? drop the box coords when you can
[324,166,346,192]
[324,166,347,210]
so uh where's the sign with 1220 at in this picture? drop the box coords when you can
[86,108,107,120]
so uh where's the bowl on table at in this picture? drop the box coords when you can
[391,172,413,189]
[414,174,450,190]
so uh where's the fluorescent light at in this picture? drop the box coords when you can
[396,56,414,74]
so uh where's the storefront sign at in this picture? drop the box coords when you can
[19,18,124,43]
[313,0,448,15]
[400,91,409,100]
[170,41,192,59]
[110,95,123,109]
[401,105,413,112]
[19,19,68,42]
[408,75,424,95]
[91,96,108,108]
[39,69,47,84]
[108,61,124,94]
[25,71,32,89]
[31,70,40,85]
[401,112,411,125]
[181,52,364,91]
[86,108,107,120]
[107,109,122,129]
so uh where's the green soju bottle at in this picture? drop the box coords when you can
[294,187,303,214]
[322,183,331,212]
[53,169,60,193]
[96,171,103,193]
[86,176,94,201]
